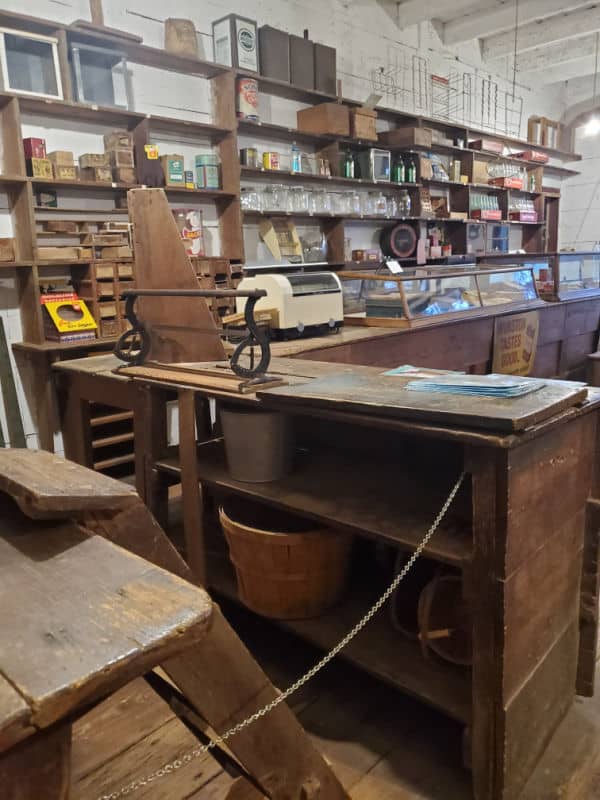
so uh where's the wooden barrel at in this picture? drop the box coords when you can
[219,499,353,620]
[417,573,472,666]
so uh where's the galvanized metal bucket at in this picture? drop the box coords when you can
[219,405,292,483]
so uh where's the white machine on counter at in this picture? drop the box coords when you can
[235,271,344,338]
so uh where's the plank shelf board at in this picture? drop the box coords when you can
[156,438,471,567]
[237,70,340,106]
[240,165,420,190]
[0,173,27,185]
[31,178,135,192]
[92,431,135,448]
[34,206,129,215]
[13,338,118,353]
[210,554,472,723]
[0,261,34,268]
[243,209,464,223]
[93,452,135,470]
[90,411,134,427]
[238,119,388,149]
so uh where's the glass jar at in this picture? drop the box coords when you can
[289,185,309,213]
[386,195,398,218]
[398,189,411,216]
[240,186,261,211]
[373,191,387,216]
[313,188,332,215]
[348,190,362,216]
[361,191,376,216]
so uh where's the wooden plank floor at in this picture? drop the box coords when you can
[72,598,600,800]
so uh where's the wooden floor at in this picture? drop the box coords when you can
[72,595,600,800]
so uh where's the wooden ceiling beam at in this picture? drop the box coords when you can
[482,4,600,60]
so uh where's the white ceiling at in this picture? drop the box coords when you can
[385,0,600,89]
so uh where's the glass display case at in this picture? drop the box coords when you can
[557,252,600,298]
[0,28,63,99]
[341,266,542,327]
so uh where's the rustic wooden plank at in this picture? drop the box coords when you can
[0,673,33,754]
[128,188,226,363]
[466,446,502,800]
[0,519,212,729]
[178,388,207,582]
[258,372,587,433]
[85,501,349,800]
[503,512,584,701]
[1,722,71,800]
[71,679,175,782]
[577,498,600,696]
[0,448,138,518]
[501,622,579,799]
[502,414,595,574]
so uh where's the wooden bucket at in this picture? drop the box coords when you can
[417,573,472,666]
[219,499,352,620]
[388,552,439,638]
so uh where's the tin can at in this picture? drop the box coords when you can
[184,170,194,189]
[236,77,259,121]
[240,147,259,168]
[262,152,280,170]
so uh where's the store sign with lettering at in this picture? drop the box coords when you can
[492,311,539,376]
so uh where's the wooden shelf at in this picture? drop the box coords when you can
[237,70,339,106]
[238,119,385,150]
[13,338,118,354]
[241,165,420,190]
[92,431,135,448]
[0,173,27,185]
[156,438,471,567]
[34,206,129,215]
[210,554,471,723]
[90,410,134,427]
[31,178,135,192]
[243,209,466,223]
[0,261,33,268]
[93,452,135,470]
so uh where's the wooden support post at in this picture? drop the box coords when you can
[178,388,206,583]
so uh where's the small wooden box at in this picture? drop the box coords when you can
[164,18,198,57]
[378,127,433,147]
[113,167,136,184]
[98,245,132,259]
[37,246,81,260]
[350,107,377,141]
[0,238,15,262]
[103,131,134,150]
[53,164,79,181]
[99,318,121,338]
[469,138,504,155]
[80,167,112,183]
[116,262,134,279]
[297,103,349,136]
[93,262,117,280]
[44,220,78,234]
[79,153,109,168]
[26,158,52,179]
[108,149,134,167]
[48,150,75,166]
[160,155,185,186]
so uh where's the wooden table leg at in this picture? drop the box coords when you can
[136,383,169,525]
[178,388,207,583]
[58,375,93,467]
[0,723,71,799]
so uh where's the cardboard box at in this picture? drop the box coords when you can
[26,158,52,179]
[113,167,137,184]
[47,150,75,166]
[509,211,538,223]
[378,127,433,148]
[489,176,523,190]
[514,150,549,164]
[259,26,290,81]
[161,154,185,185]
[78,280,115,299]
[297,103,349,136]
[79,153,109,168]
[350,107,377,141]
[212,14,258,71]
[0,238,15,262]
[53,165,79,181]
[290,34,314,90]
[108,149,134,168]
[470,209,502,221]
[104,131,134,150]
[80,166,112,183]
[23,137,46,159]
[314,42,336,94]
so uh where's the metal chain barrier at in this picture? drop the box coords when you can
[98,471,466,800]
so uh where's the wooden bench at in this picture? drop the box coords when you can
[0,449,347,800]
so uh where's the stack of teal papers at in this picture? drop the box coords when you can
[405,374,546,398]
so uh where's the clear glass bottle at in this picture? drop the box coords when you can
[398,189,411,216]
[291,143,301,174]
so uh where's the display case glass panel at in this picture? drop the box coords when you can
[393,274,479,320]
[0,29,62,99]
[478,268,538,306]
[70,43,131,109]
[558,252,600,295]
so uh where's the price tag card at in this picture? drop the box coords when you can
[385,259,403,274]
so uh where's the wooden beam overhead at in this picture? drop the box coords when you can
[482,4,600,60]
[395,0,481,29]
[516,33,600,74]
[440,0,591,46]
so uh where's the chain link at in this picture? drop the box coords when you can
[98,471,465,800]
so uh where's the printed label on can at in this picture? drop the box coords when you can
[236,77,259,121]
[235,18,257,71]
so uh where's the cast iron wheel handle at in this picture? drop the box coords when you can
[114,289,271,378]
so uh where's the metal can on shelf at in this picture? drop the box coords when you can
[236,77,259,121]
[263,151,280,171]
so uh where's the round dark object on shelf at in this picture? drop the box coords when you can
[380,223,418,259]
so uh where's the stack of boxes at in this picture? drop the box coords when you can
[104,131,136,184]
[23,137,52,179]
[47,151,78,181]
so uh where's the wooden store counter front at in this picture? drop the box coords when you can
[54,352,600,800]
